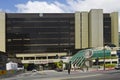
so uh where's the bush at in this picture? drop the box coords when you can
[105,64,116,68]
[54,60,63,69]
[24,64,29,69]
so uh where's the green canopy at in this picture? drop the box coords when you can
[92,50,111,58]
[69,49,111,68]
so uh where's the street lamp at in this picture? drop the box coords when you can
[103,46,106,70]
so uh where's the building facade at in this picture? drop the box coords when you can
[0,51,7,70]
[0,9,119,65]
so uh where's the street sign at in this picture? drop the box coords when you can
[117,50,120,56]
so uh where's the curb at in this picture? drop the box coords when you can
[90,68,115,72]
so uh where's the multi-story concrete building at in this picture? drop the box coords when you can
[0,51,7,70]
[0,9,119,68]
[119,32,120,46]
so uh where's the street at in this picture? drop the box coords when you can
[1,70,120,80]
[62,71,120,80]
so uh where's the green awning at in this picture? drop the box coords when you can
[92,50,111,58]
[69,49,111,68]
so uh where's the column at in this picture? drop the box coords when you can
[75,11,81,49]
[110,12,119,47]
[89,9,103,48]
[0,12,6,52]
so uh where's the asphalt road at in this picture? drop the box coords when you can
[2,70,120,80]
[62,71,120,80]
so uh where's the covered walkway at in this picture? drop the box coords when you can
[70,49,111,68]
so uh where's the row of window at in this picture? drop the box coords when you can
[6,14,75,53]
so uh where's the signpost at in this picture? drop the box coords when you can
[117,50,120,64]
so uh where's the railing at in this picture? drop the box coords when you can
[70,50,86,68]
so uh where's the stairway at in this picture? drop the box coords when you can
[70,50,86,68]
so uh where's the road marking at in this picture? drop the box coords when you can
[42,74,103,80]
[70,74,103,79]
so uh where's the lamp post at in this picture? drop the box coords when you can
[103,46,105,70]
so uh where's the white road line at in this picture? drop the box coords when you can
[41,74,103,80]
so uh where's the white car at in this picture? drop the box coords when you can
[32,69,37,72]
[115,64,120,70]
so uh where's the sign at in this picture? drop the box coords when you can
[29,60,47,64]
[117,50,120,63]
[117,50,120,56]
[92,50,111,58]
[28,60,54,64]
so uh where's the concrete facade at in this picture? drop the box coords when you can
[75,9,106,49]
[75,12,89,49]
[75,11,81,49]
[110,12,119,47]
[0,9,119,65]
[16,52,67,64]
[89,9,103,48]
[81,12,89,48]
[0,12,6,52]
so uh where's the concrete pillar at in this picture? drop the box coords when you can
[75,12,81,49]
[81,12,89,48]
[89,9,103,48]
[0,12,6,52]
[110,12,119,47]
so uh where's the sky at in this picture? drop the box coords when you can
[0,0,120,31]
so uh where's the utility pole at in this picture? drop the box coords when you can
[103,46,105,70]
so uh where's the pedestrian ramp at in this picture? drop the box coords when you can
[70,49,111,68]
[70,50,91,68]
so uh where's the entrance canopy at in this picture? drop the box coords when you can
[92,50,111,58]
[69,49,111,68]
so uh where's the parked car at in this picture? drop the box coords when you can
[55,68,63,72]
[32,69,37,72]
[115,64,120,70]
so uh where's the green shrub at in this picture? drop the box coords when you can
[105,64,116,68]
[54,60,63,69]
[24,64,29,69]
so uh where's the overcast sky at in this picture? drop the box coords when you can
[0,0,120,31]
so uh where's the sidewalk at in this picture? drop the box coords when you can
[89,67,114,71]
[36,69,104,80]
[66,67,115,73]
